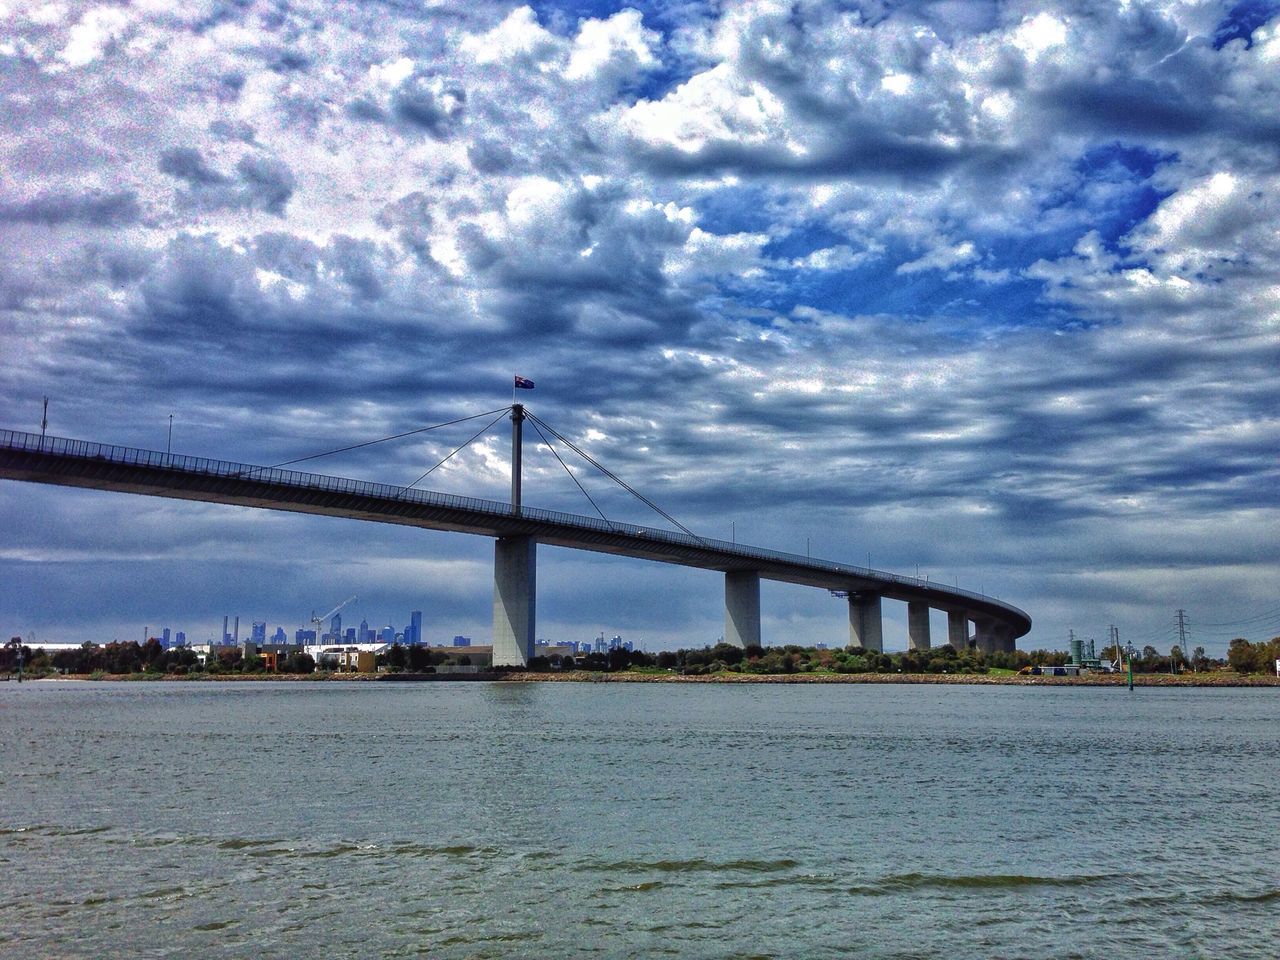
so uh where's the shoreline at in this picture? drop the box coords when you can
[15,670,1280,687]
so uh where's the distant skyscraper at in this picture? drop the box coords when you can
[453,636,470,647]
[295,628,316,643]
[162,627,171,648]
[175,631,186,646]
[344,627,356,642]
[330,612,342,641]
[381,625,395,643]
[409,610,423,645]
[272,627,286,644]
[359,618,370,642]
[251,621,266,643]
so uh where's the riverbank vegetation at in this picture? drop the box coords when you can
[531,643,1061,677]
[5,635,1279,680]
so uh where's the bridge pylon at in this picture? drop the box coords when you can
[493,535,536,667]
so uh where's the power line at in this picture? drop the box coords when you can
[526,418,613,528]
[264,408,511,469]
[525,411,702,541]
[1197,603,1280,628]
[403,410,509,490]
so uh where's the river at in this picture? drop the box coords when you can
[1,680,1277,958]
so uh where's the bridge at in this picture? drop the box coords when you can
[0,413,1030,665]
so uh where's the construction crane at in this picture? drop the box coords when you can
[309,596,356,648]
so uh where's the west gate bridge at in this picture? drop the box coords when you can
[0,408,1030,665]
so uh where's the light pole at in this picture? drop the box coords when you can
[166,414,173,455]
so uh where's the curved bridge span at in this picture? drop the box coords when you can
[0,428,1030,664]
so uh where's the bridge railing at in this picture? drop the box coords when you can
[0,428,1026,619]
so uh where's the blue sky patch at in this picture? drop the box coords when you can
[1214,0,1280,48]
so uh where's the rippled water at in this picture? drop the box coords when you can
[2,680,1277,958]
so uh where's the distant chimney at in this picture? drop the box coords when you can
[234,616,240,643]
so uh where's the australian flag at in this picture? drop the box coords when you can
[514,376,535,389]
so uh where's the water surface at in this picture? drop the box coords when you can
[1,680,1277,957]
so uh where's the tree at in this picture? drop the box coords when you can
[282,652,315,674]
[1227,638,1260,675]
[406,645,431,671]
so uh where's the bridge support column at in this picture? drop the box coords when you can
[973,618,998,656]
[493,536,535,667]
[724,571,761,649]
[907,601,931,651]
[849,594,882,652]
[948,611,970,651]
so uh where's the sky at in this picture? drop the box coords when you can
[1,0,1278,654]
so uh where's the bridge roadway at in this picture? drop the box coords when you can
[0,428,1030,665]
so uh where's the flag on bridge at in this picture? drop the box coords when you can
[514,376,535,389]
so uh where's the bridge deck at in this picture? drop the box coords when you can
[0,429,1031,637]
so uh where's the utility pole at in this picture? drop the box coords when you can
[1176,609,1188,673]
[167,414,173,455]
[41,397,48,438]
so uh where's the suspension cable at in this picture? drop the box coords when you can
[267,407,511,469]
[525,411,702,541]
[404,410,509,490]
[527,417,613,528]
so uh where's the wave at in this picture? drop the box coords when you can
[574,856,800,874]
[846,872,1121,895]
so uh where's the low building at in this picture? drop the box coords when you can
[338,649,377,673]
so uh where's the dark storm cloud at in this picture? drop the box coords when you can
[347,95,389,123]
[467,139,516,174]
[159,148,295,215]
[209,119,257,143]
[0,189,140,226]
[635,131,1009,181]
[159,147,229,186]
[391,74,466,138]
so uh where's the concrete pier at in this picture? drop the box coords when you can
[907,601,931,651]
[948,610,969,650]
[973,618,1015,655]
[724,570,761,649]
[849,593,883,652]
[493,535,536,667]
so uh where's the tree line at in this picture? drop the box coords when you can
[5,635,1277,678]
[527,642,1070,675]
[0,638,478,677]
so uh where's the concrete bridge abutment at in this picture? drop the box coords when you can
[973,618,1015,656]
[724,571,761,649]
[848,593,883,652]
[493,535,536,667]
[907,601,931,651]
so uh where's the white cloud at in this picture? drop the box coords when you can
[461,6,560,66]
[59,6,131,67]
[897,240,978,275]
[564,9,659,82]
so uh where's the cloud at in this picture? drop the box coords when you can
[2,0,1278,653]
[0,188,140,226]
[159,147,295,215]
[391,73,466,138]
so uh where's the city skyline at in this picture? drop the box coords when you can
[2,1,1278,654]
